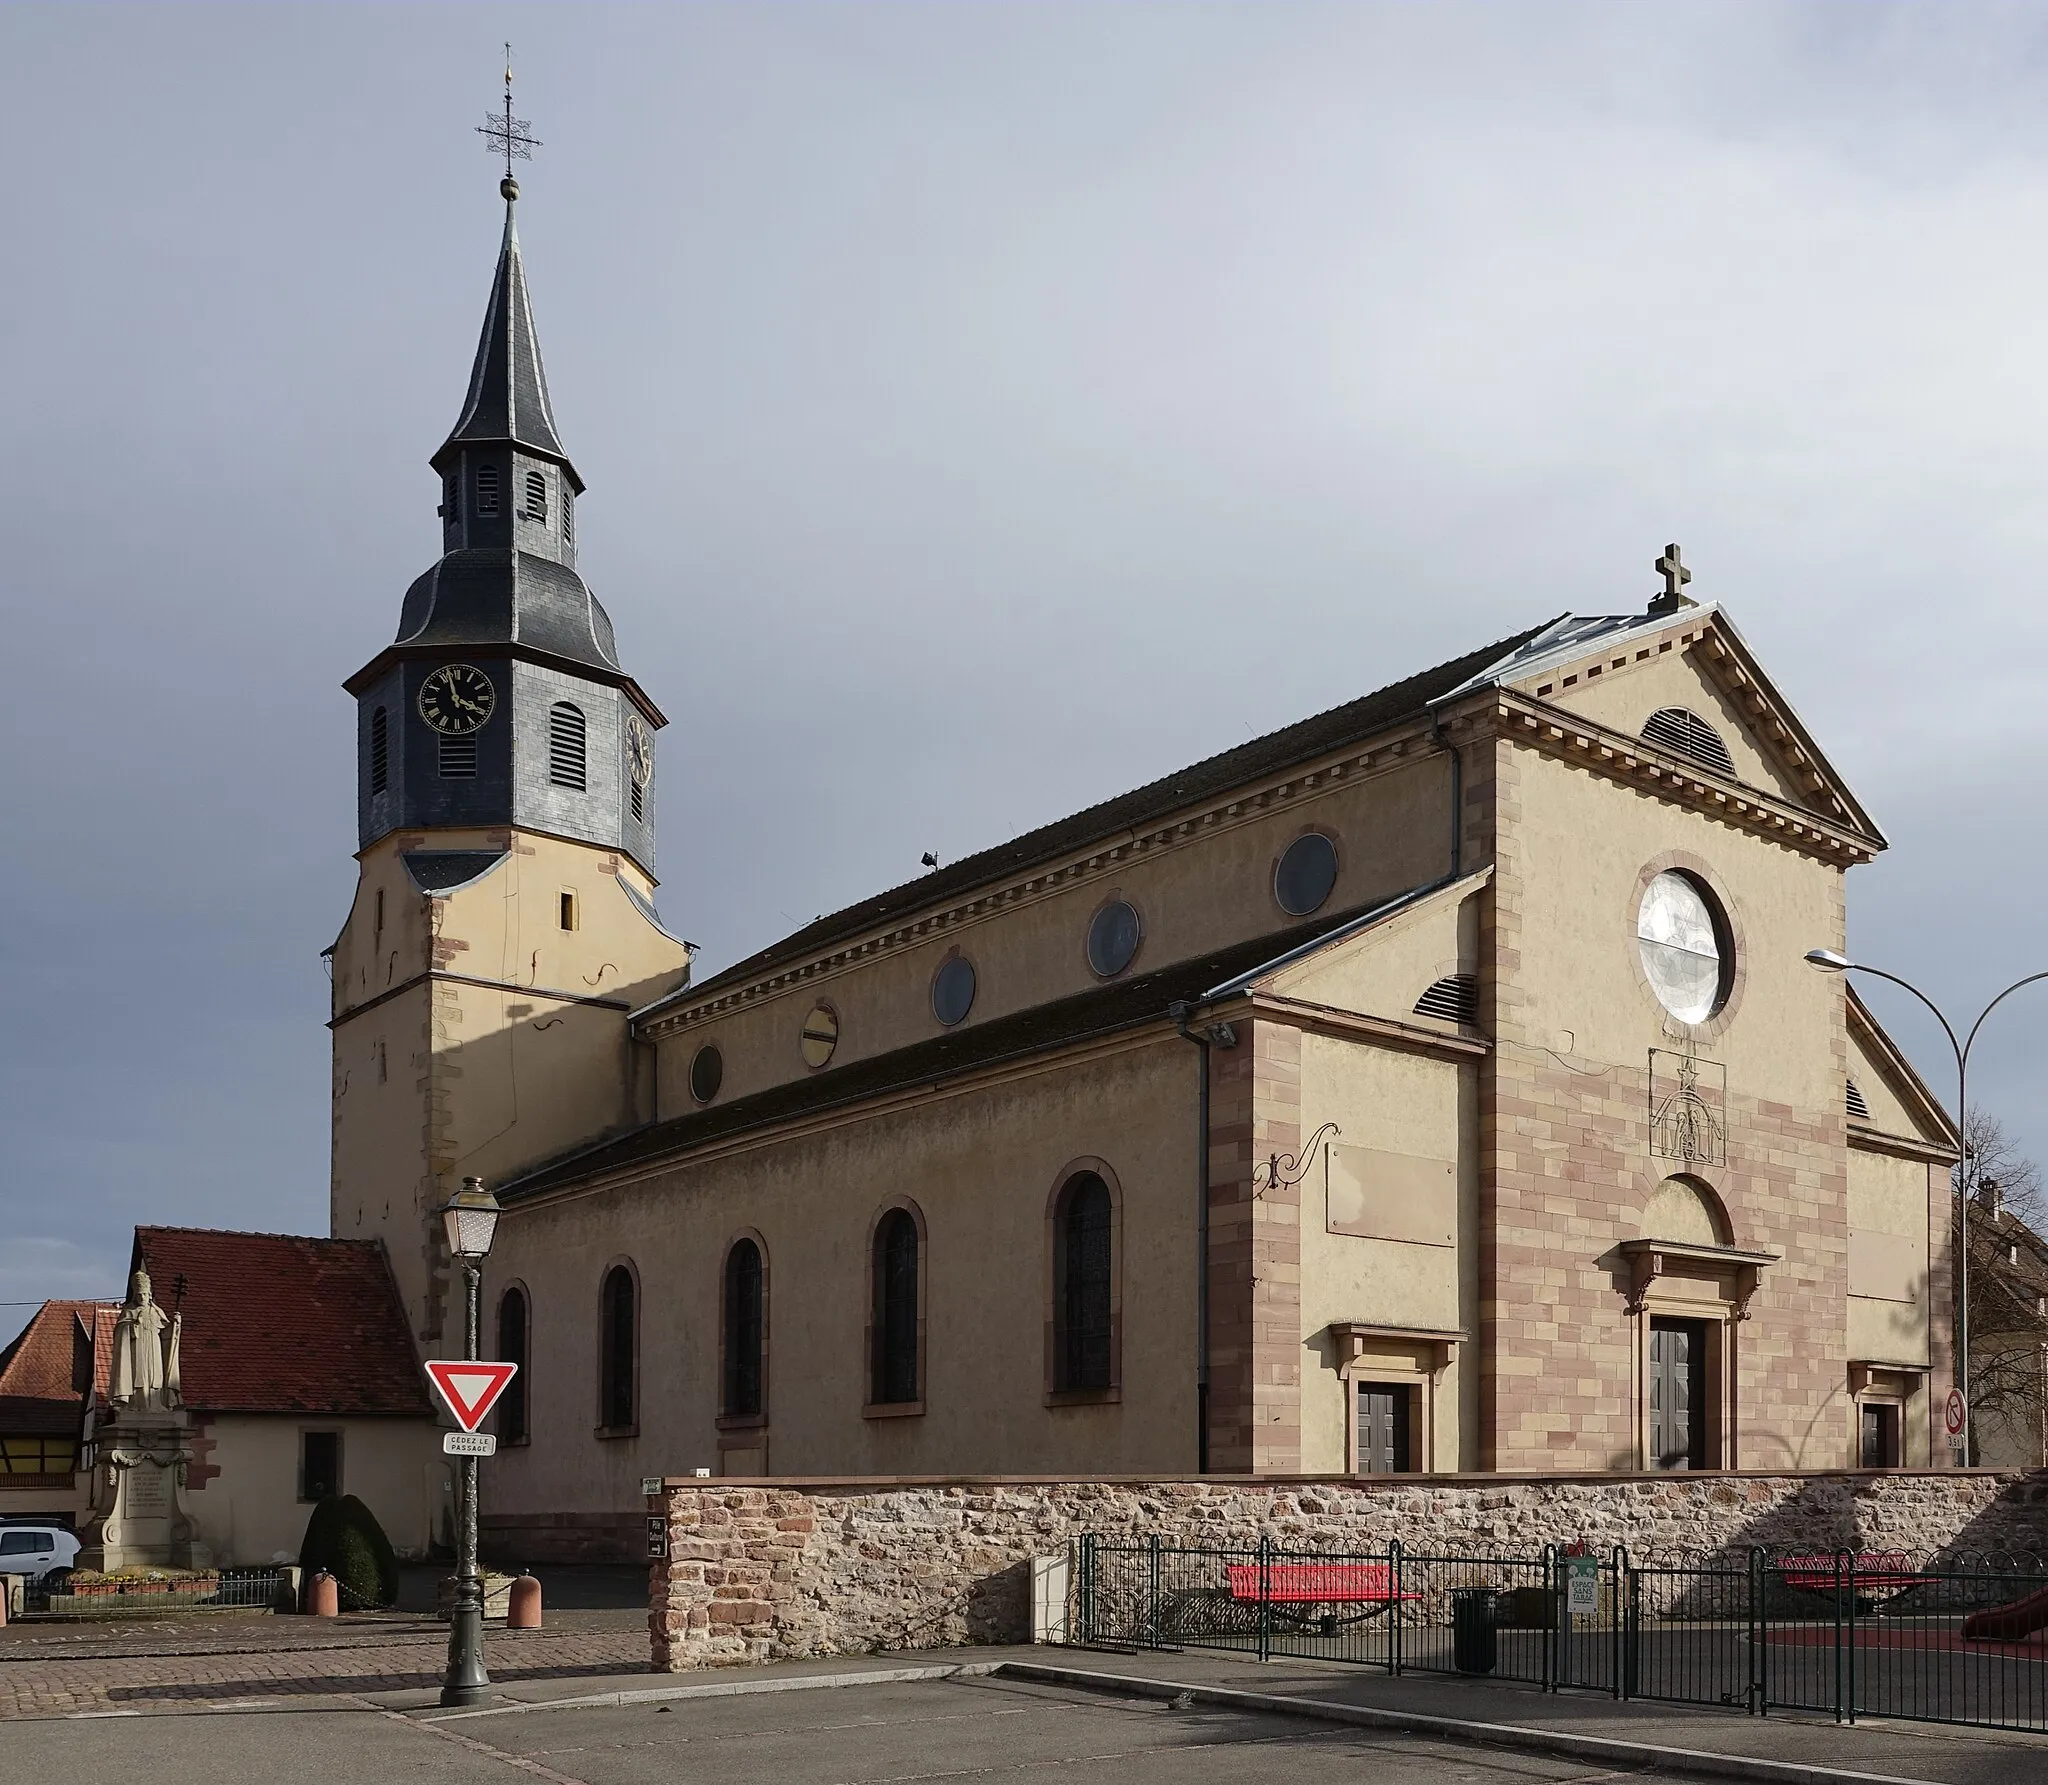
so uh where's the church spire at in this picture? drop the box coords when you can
[435,64,576,486]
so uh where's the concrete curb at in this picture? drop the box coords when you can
[998,1662,1940,1785]
[419,1661,1005,1721]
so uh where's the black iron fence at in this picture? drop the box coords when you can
[23,1566,292,1615]
[1068,1536,2048,1733]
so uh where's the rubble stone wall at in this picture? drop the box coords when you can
[645,1470,2048,1670]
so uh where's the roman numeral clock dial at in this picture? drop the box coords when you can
[418,664,497,735]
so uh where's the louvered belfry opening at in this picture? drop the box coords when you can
[439,734,477,778]
[369,707,388,794]
[548,702,587,790]
[475,463,499,514]
[1642,706,1737,779]
[524,468,547,524]
[1414,973,1479,1025]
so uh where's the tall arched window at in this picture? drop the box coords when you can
[722,1239,765,1420]
[368,706,388,794]
[548,702,587,790]
[1055,1173,1114,1392]
[496,1285,529,1444]
[871,1209,921,1407]
[598,1265,636,1433]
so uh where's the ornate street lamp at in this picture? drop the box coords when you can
[439,1175,501,1707]
[1804,949,2048,1463]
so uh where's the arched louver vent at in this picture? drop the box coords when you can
[548,702,587,790]
[475,464,499,515]
[369,706,388,794]
[1642,707,1736,779]
[561,489,574,545]
[1414,974,1479,1025]
[524,469,548,524]
[1846,1078,1871,1121]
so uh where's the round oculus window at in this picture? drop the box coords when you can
[1636,871,1728,1024]
[799,1003,839,1069]
[689,1043,723,1103]
[1274,832,1339,917]
[1086,900,1141,978]
[931,955,976,1027]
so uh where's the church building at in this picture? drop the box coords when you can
[330,181,1958,1563]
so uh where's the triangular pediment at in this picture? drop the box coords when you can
[1488,605,1880,844]
[1846,986,1958,1153]
[1226,868,1491,1031]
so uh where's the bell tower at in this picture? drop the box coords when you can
[328,142,691,1348]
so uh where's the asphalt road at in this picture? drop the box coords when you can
[0,1675,1719,1785]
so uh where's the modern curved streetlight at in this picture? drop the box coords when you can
[1804,948,2048,1462]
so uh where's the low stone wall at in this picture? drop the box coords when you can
[645,1470,2048,1670]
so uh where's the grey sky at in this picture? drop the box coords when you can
[4,2,2046,1315]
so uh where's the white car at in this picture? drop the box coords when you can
[0,1524,80,1585]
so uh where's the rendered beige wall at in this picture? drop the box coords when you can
[184,1416,441,1567]
[483,1034,1202,1532]
[330,828,690,1345]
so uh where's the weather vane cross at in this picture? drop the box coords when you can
[478,45,540,184]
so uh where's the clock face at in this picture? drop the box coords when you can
[417,664,497,736]
[626,718,653,784]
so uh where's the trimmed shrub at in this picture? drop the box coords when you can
[298,1494,398,1609]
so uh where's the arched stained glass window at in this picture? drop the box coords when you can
[723,1239,765,1420]
[496,1286,529,1444]
[871,1210,920,1406]
[1054,1173,1113,1392]
[599,1265,636,1432]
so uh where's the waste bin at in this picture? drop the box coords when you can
[1451,1588,1499,1675]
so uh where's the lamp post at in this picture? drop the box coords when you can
[1803,949,2048,1464]
[438,1175,502,1708]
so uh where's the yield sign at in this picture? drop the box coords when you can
[426,1359,519,1433]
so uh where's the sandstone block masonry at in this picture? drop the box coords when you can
[646,1470,2048,1670]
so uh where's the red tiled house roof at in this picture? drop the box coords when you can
[131,1229,432,1418]
[0,1300,111,1436]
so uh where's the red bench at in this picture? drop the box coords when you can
[1773,1553,1937,1602]
[1226,1562,1423,1613]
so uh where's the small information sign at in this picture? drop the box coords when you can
[641,1477,663,1497]
[442,1430,497,1457]
[646,1517,668,1560]
[1566,1554,1601,1616]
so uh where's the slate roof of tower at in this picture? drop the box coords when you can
[437,204,575,479]
[130,1230,432,1418]
[0,1300,110,1436]
[675,618,1557,1005]
[391,548,620,672]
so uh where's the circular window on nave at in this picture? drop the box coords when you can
[689,1042,724,1104]
[1636,870,1729,1024]
[931,953,976,1027]
[1274,832,1339,917]
[1086,899,1142,978]
[799,1002,840,1069]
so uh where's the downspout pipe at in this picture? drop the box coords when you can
[1170,1001,1234,1474]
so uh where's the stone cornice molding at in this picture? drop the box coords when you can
[1848,1123,1959,1166]
[1244,992,1489,1061]
[638,726,1453,1039]
[1471,688,1881,865]
[330,969,631,1030]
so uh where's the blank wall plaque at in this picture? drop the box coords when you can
[1326,1142,1456,1247]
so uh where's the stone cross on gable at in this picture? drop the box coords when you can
[1650,543,1696,615]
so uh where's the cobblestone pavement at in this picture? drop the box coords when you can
[0,1616,649,1719]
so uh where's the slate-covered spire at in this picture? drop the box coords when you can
[432,185,580,489]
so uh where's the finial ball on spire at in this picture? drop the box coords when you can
[501,176,520,203]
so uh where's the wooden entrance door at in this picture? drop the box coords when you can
[1648,1319,1709,1470]
[1356,1381,1414,1473]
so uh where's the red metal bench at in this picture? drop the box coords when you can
[1773,1553,1937,1603]
[1225,1562,1424,1628]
